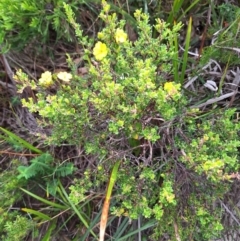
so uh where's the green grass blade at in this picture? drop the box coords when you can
[116,220,157,241]
[106,160,121,199]
[21,208,51,221]
[41,219,57,241]
[217,58,229,96]
[79,209,102,241]
[180,16,192,85]
[58,181,98,239]
[0,127,43,154]
[172,21,180,82]
[111,217,129,239]
[177,0,201,22]
[20,188,67,210]
[167,0,184,24]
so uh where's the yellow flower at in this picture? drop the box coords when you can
[93,41,108,61]
[115,28,128,44]
[57,72,72,83]
[164,82,180,96]
[39,71,53,87]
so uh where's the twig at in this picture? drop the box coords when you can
[138,216,142,241]
[173,220,181,241]
[219,200,240,226]
[191,91,235,108]
[179,44,201,57]
[0,53,17,92]
[0,151,40,156]
[215,46,240,56]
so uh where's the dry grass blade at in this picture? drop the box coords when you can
[173,220,182,241]
[99,160,121,241]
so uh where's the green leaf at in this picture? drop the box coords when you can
[17,153,53,179]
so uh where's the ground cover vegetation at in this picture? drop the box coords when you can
[0,0,240,240]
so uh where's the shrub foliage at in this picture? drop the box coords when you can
[3,0,240,240]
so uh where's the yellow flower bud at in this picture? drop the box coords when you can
[115,28,128,44]
[97,32,104,40]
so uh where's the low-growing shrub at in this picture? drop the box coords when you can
[15,1,240,239]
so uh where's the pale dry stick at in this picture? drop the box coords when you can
[184,75,198,89]
[126,0,130,14]
[0,80,16,94]
[229,67,240,91]
[208,71,223,77]
[219,200,240,226]
[138,216,142,241]
[191,91,236,108]
[226,67,240,106]
[183,57,222,90]
[215,46,240,56]
[204,80,218,91]
[201,59,222,72]
[173,220,181,241]
[179,44,201,57]
[0,53,17,93]
[4,53,37,81]
[0,151,39,157]
[147,140,153,165]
